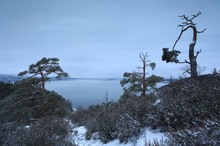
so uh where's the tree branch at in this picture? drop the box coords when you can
[197,28,206,33]
[172,26,191,50]
[173,12,204,51]
[179,11,201,22]
[178,59,190,64]
[183,68,191,75]
[195,50,201,59]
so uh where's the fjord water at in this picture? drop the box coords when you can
[47,79,123,108]
[47,78,168,108]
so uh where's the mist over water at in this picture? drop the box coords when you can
[47,79,168,108]
[47,79,123,108]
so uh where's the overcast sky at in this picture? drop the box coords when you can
[0,0,219,78]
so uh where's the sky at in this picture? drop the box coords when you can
[0,0,220,78]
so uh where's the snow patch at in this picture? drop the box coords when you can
[154,99,161,105]
[24,125,30,129]
[136,128,167,145]
[71,126,168,146]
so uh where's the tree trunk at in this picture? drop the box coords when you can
[40,73,46,113]
[189,26,198,78]
[40,73,46,90]
[142,61,146,97]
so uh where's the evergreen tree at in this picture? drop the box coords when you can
[120,53,163,99]
[0,81,13,100]
[18,57,69,90]
[0,78,72,123]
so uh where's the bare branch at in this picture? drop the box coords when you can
[191,11,201,20]
[172,26,191,50]
[178,15,185,18]
[179,15,189,21]
[183,68,191,75]
[195,49,201,59]
[178,59,190,64]
[180,11,201,21]
[178,11,201,27]
[197,28,206,33]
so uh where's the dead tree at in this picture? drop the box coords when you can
[162,11,206,78]
[138,53,155,97]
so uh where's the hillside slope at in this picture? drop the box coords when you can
[157,74,220,145]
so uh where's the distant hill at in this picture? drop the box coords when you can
[0,74,22,82]
[0,74,170,83]
[0,74,123,82]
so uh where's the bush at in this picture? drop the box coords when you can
[74,94,162,143]
[155,75,220,145]
[119,95,162,129]
[158,75,220,131]
[0,116,74,146]
[116,113,140,142]
[0,81,13,100]
[167,119,220,146]
[0,78,73,123]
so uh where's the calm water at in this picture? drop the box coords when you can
[47,79,168,108]
[47,79,123,108]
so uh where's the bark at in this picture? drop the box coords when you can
[40,72,46,90]
[142,58,146,97]
[189,26,198,78]
[139,53,147,97]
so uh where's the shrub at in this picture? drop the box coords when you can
[92,104,119,143]
[0,116,74,146]
[167,119,220,146]
[0,78,73,123]
[74,95,162,143]
[116,113,140,143]
[119,95,165,130]
[158,75,220,130]
[0,81,13,100]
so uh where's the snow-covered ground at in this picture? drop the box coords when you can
[70,126,167,146]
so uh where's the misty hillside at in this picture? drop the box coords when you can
[0,74,22,82]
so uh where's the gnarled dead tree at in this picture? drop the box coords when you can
[162,11,206,78]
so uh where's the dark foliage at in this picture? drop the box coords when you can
[0,81,13,100]
[73,95,161,143]
[167,119,220,146]
[0,78,73,123]
[158,75,220,145]
[72,74,220,145]
[74,103,119,143]
[0,116,74,146]
[162,48,181,63]
[120,72,163,100]
[116,113,140,142]
[18,57,69,90]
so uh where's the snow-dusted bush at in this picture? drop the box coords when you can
[74,95,163,143]
[156,75,220,145]
[158,75,220,130]
[167,119,220,145]
[119,95,164,130]
[0,116,74,146]
[74,103,120,143]
[116,113,141,142]
[94,104,119,143]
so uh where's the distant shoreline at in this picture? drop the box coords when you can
[0,74,173,83]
